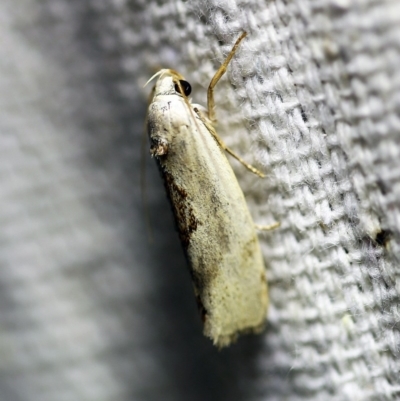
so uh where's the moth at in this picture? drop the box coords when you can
[146,33,275,347]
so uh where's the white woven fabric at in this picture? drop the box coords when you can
[1,0,399,400]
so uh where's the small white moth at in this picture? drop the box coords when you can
[146,33,271,347]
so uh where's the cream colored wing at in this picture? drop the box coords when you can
[147,81,267,347]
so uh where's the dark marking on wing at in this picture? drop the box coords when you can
[163,170,199,249]
[150,137,169,157]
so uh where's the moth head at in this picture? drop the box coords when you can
[145,69,192,98]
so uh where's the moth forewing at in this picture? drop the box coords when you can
[146,35,268,347]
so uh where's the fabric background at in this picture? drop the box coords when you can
[1,0,399,400]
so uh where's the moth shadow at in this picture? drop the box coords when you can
[70,5,268,398]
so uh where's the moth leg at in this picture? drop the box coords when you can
[194,107,266,178]
[224,146,266,178]
[255,222,280,231]
[207,32,247,123]
[203,32,265,178]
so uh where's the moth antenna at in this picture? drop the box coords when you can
[174,79,209,150]
[144,69,168,87]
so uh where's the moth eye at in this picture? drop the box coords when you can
[174,80,192,96]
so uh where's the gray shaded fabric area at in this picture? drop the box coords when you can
[1,0,399,400]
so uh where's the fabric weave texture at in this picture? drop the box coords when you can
[0,0,399,400]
